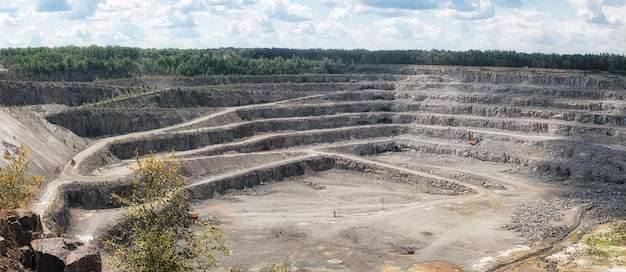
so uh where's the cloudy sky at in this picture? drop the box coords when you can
[0,0,624,54]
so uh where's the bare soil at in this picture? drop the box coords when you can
[197,152,571,271]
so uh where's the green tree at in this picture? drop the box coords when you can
[102,150,230,272]
[0,143,44,269]
[0,143,45,217]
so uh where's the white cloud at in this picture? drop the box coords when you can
[113,32,130,41]
[0,0,623,54]
[315,20,349,38]
[354,4,413,17]
[173,0,206,13]
[206,0,256,5]
[2,14,22,26]
[208,5,245,15]
[321,0,347,7]
[5,26,42,46]
[328,6,351,19]
[215,8,274,40]
[439,0,496,20]
[568,0,609,24]
[263,0,315,22]
[68,0,104,20]
[97,0,147,11]
[360,0,439,10]
[603,2,626,24]
[289,22,316,35]
[91,19,144,46]
[493,0,522,8]
[55,24,93,42]
[369,17,451,49]
[473,9,555,50]
[0,3,20,13]
[168,13,196,28]
[468,6,626,54]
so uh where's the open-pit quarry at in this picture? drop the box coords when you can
[1,65,625,271]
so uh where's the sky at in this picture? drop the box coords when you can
[0,0,624,54]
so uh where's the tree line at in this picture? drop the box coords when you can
[241,48,626,72]
[0,46,624,78]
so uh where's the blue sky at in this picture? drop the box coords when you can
[0,0,624,54]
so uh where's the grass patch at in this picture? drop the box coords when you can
[577,221,626,266]
[585,221,626,247]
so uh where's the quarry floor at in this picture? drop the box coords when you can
[191,153,576,272]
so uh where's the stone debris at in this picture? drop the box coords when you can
[302,179,326,190]
[31,238,101,272]
[226,187,276,197]
[2,210,102,272]
[2,209,44,248]
[502,191,626,246]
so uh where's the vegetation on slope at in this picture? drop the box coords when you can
[102,150,229,272]
[0,143,45,215]
[0,143,44,270]
[0,46,625,80]
[583,221,626,261]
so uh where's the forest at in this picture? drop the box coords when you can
[0,46,624,78]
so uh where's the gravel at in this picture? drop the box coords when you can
[503,188,626,246]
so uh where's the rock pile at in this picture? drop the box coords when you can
[502,197,575,245]
[1,209,101,272]
[3,209,43,248]
[31,238,101,272]
[503,190,626,246]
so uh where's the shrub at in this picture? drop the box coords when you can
[102,149,230,272]
[0,143,44,268]
[0,143,45,216]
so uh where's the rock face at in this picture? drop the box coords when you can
[0,81,120,106]
[46,108,214,137]
[2,209,43,247]
[31,238,101,272]
[2,210,101,271]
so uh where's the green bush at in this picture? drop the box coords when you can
[102,150,230,272]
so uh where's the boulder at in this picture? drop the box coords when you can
[3,209,43,247]
[31,238,101,272]
[13,209,42,233]
[19,245,35,269]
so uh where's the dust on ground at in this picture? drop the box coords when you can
[195,164,568,271]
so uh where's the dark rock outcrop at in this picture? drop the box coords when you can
[46,108,214,138]
[0,81,120,106]
[2,209,43,247]
[19,245,35,269]
[31,238,101,272]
